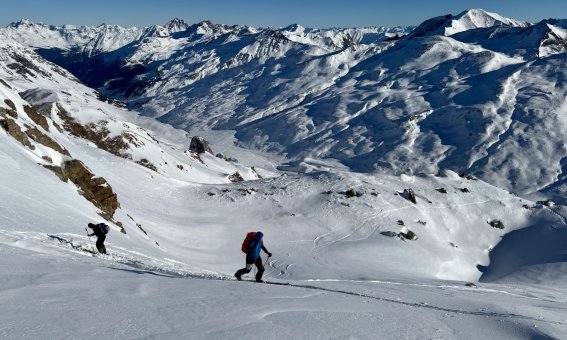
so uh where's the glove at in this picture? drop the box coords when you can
[268,252,273,257]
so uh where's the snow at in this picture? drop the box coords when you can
[1,9,567,339]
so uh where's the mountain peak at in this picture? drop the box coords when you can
[8,19,35,28]
[447,8,529,35]
[164,18,189,32]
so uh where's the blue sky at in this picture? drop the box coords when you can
[2,0,567,28]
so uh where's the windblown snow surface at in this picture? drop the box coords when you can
[1,9,567,340]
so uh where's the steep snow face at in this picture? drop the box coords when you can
[409,9,530,39]
[445,9,530,36]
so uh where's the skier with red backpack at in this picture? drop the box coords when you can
[86,222,110,254]
[235,231,272,282]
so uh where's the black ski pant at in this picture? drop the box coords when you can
[96,235,107,254]
[235,256,264,281]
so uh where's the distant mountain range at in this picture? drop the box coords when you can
[3,9,567,199]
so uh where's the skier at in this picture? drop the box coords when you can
[235,231,272,282]
[87,222,109,254]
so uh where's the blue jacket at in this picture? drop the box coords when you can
[246,232,268,262]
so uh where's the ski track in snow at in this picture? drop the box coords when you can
[1,229,562,327]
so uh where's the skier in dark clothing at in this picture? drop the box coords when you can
[235,231,272,282]
[87,222,109,254]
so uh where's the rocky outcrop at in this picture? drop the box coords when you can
[488,220,504,229]
[0,115,34,149]
[229,172,244,182]
[25,126,70,155]
[189,136,213,154]
[135,158,157,172]
[345,188,362,198]
[56,104,131,158]
[4,99,16,111]
[23,105,49,131]
[402,188,417,204]
[0,107,17,118]
[49,160,120,219]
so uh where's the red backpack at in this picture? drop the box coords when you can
[241,232,256,253]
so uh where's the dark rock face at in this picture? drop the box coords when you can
[0,115,34,149]
[229,172,244,182]
[345,188,362,198]
[436,188,448,194]
[56,104,131,158]
[0,107,17,118]
[488,220,504,229]
[400,230,418,240]
[4,99,16,111]
[23,105,49,131]
[59,160,120,219]
[136,158,158,172]
[0,78,12,89]
[403,188,417,204]
[25,126,70,155]
[189,136,213,154]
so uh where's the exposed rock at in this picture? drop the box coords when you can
[57,104,131,158]
[136,158,158,172]
[177,164,184,170]
[0,78,12,89]
[488,220,504,229]
[43,165,67,181]
[402,188,417,204]
[42,155,53,163]
[536,199,554,207]
[215,152,225,159]
[370,192,379,197]
[400,229,418,240]
[226,157,238,163]
[345,188,362,198]
[0,116,34,149]
[61,159,120,219]
[380,231,399,237]
[4,99,16,111]
[25,126,70,155]
[0,107,17,118]
[436,188,448,194]
[465,282,477,288]
[229,172,244,182]
[189,136,213,154]
[23,105,49,131]
[7,53,50,78]
[460,187,470,193]
[251,166,263,179]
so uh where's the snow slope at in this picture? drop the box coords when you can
[2,9,567,339]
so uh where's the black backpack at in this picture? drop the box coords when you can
[98,223,110,234]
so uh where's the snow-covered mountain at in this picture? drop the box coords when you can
[9,10,564,196]
[2,9,567,338]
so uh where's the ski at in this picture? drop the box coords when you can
[237,279,290,286]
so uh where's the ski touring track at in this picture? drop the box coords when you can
[2,229,562,328]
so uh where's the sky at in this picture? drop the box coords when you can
[1,0,567,28]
